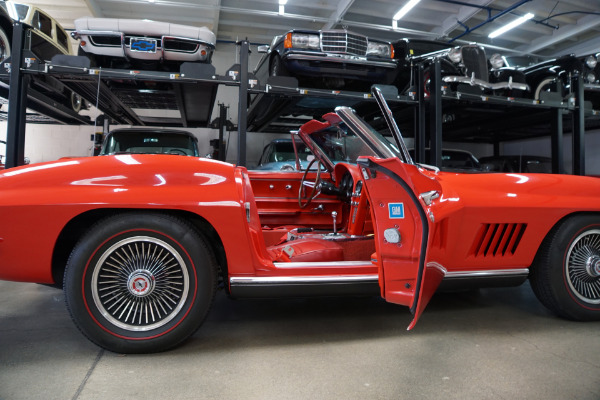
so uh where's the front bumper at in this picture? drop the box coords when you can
[73,30,214,63]
[283,51,397,81]
[443,74,530,92]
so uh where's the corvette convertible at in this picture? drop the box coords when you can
[0,88,599,353]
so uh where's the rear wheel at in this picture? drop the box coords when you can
[64,212,217,353]
[530,215,600,321]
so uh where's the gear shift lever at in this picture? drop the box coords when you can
[332,211,337,234]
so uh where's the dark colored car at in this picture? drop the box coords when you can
[504,54,583,102]
[0,2,84,112]
[412,148,483,172]
[392,39,528,98]
[99,128,199,156]
[479,155,552,173]
[253,29,397,91]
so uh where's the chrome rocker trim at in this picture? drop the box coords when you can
[228,268,530,298]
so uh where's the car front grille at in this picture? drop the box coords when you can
[321,31,368,56]
[461,45,488,81]
[163,38,199,53]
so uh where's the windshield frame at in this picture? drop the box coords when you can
[296,86,411,172]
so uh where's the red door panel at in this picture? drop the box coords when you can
[359,157,444,329]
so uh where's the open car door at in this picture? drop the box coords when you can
[337,86,445,329]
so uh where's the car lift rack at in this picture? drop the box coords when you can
[1,21,597,175]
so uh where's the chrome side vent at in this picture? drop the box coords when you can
[473,223,527,257]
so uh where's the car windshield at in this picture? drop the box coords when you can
[101,131,199,156]
[301,110,401,170]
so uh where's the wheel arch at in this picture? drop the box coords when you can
[51,208,228,289]
[530,211,600,270]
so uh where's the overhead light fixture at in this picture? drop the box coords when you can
[393,0,421,22]
[488,13,534,38]
[279,0,287,15]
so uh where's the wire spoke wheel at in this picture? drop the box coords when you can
[566,229,600,304]
[65,213,217,353]
[92,236,189,331]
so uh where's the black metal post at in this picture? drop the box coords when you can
[5,22,28,169]
[236,40,249,167]
[415,63,426,163]
[572,75,585,175]
[218,103,227,161]
[550,108,564,174]
[428,59,442,168]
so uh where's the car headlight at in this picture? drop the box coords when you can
[489,53,504,69]
[586,72,596,83]
[448,47,462,63]
[285,33,320,50]
[585,55,597,69]
[367,42,393,58]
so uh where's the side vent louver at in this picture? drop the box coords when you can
[473,223,527,257]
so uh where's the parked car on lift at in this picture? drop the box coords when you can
[503,53,583,103]
[71,17,216,71]
[392,39,529,98]
[99,128,199,157]
[0,1,85,112]
[0,87,599,354]
[253,29,397,91]
[479,155,552,173]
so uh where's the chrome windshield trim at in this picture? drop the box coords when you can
[230,274,378,285]
[445,268,529,278]
[335,106,400,159]
[372,86,413,164]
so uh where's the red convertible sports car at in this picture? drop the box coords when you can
[0,88,599,353]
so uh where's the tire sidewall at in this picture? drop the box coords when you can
[64,213,216,353]
[548,216,600,317]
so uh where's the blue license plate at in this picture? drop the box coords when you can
[130,38,157,53]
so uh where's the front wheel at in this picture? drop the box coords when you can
[64,212,217,353]
[530,214,600,321]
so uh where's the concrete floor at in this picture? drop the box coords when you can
[0,280,598,400]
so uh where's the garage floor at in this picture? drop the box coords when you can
[1,280,598,400]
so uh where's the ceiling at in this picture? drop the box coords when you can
[16,0,600,57]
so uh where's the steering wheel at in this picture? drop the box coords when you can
[298,158,323,208]
[166,149,187,155]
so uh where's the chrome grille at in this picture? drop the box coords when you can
[321,31,368,56]
[461,45,488,81]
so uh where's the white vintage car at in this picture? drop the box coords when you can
[0,1,85,112]
[72,17,216,71]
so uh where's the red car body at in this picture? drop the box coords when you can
[0,89,599,353]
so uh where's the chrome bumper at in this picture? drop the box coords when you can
[286,52,397,69]
[443,74,530,92]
